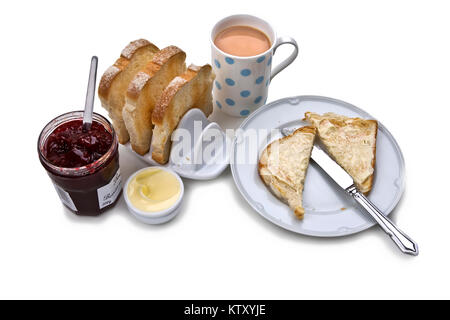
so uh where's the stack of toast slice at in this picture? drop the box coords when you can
[98,39,214,163]
[98,39,159,144]
[259,112,378,220]
[123,46,187,155]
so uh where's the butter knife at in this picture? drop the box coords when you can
[310,145,418,255]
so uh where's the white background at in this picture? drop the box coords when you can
[1,0,449,299]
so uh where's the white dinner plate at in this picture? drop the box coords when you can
[231,95,405,237]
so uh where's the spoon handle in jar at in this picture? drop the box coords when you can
[83,56,98,131]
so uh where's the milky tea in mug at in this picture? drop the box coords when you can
[211,14,298,117]
[214,25,271,57]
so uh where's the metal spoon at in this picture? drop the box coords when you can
[82,56,98,132]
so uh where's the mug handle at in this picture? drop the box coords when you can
[270,36,299,80]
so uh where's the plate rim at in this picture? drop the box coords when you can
[230,95,406,237]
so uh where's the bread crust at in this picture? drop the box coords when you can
[98,59,127,99]
[258,126,316,219]
[362,120,377,193]
[126,46,186,100]
[98,39,158,99]
[120,39,153,59]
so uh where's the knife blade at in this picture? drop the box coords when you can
[281,127,419,255]
[310,146,354,190]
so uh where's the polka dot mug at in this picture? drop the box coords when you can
[211,14,298,117]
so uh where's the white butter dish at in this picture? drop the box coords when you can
[123,167,184,225]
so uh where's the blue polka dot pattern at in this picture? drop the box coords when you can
[241,69,251,76]
[264,97,268,104]
[257,56,265,63]
[225,98,235,106]
[215,81,221,90]
[267,57,272,66]
[265,79,269,87]
[254,96,263,104]
[225,78,235,86]
[225,57,234,64]
[240,90,251,98]
[216,101,222,109]
[255,76,264,84]
[240,109,250,116]
[214,59,221,68]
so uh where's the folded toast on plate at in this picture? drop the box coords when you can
[98,39,159,144]
[151,64,214,164]
[258,126,316,219]
[123,46,186,155]
[304,112,378,194]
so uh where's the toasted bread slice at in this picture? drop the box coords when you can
[258,127,316,219]
[123,46,186,155]
[151,64,214,164]
[304,112,378,194]
[98,39,159,144]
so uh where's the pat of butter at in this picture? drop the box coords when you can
[127,168,181,212]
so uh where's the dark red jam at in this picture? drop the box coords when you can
[44,120,113,168]
[39,112,122,216]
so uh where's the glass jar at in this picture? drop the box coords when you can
[38,111,122,216]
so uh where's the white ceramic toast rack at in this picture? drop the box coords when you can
[125,108,231,180]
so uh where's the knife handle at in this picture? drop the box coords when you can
[346,185,419,256]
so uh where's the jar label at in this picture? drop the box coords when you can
[53,183,77,211]
[97,168,122,209]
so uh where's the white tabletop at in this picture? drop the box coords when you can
[1,0,449,299]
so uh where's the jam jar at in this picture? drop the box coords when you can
[38,111,122,216]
